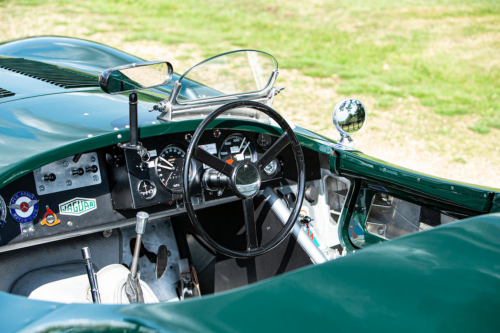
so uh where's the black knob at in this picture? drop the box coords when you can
[85,165,99,173]
[305,185,319,203]
[43,173,56,182]
[72,168,85,176]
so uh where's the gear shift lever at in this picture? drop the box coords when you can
[130,212,148,279]
[125,211,148,303]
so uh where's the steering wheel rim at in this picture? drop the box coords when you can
[182,101,306,258]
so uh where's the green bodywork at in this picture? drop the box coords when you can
[1,36,500,332]
[2,213,500,333]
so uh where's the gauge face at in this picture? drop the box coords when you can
[263,159,278,176]
[219,134,256,165]
[156,145,189,193]
[138,180,157,200]
[257,133,273,150]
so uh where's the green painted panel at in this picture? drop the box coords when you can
[339,151,496,212]
[1,213,500,332]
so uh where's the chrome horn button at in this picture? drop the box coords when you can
[232,163,261,198]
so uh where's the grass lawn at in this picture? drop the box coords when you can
[1,0,499,186]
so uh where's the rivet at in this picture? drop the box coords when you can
[382,167,386,171]
[63,161,69,168]
[377,228,384,235]
[93,175,98,181]
[66,180,72,187]
[451,186,454,190]
[39,185,45,192]
[117,134,122,139]
[67,221,73,226]
[90,156,96,162]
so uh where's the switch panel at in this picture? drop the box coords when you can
[33,152,102,195]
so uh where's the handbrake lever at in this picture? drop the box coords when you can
[81,247,101,304]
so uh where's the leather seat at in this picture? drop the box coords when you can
[29,264,159,304]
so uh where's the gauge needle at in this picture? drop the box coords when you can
[238,137,247,152]
[235,142,251,161]
[158,164,174,170]
[160,156,174,167]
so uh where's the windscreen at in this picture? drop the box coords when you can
[177,50,277,102]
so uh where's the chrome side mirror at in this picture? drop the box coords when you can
[332,98,367,147]
[99,61,173,94]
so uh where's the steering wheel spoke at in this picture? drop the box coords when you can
[194,146,234,177]
[257,131,290,169]
[242,198,259,250]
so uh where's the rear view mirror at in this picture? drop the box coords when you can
[99,61,173,94]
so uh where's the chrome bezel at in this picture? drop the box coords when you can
[155,144,196,193]
[231,163,261,198]
[263,159,278,176]
[137,180,157,201]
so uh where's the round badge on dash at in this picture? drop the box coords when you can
[8,191,39,224]
[0,195,7,227]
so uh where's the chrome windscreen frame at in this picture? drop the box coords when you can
[152,50,283,123]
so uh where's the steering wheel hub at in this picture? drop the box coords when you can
[232,163,261,198]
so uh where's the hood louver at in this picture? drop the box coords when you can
[0,88,15,98]
[0,58,99,89]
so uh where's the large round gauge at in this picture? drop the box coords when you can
[219,134,256,165]
[155,145,192,193]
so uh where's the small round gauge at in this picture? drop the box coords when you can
[219,134,256,165]
[257,133,273,150]
[156,145,192,193]
[263,159,278,176]
[138,180,157,200]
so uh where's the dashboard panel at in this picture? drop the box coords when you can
[0,129,322,251]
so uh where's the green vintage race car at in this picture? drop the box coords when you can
[0,36,499,333]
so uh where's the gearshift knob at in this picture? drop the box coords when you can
[136,212,148,235]
[82,247,91,260]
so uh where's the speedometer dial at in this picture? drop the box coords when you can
[155,145,189,193]
[219,134,256,165]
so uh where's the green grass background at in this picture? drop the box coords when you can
[8,0,498,133]
[1,0,499,185]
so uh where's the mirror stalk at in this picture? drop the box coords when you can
[129,92,138,147]
[117,92,148,160]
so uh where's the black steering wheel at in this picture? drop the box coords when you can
[182,101,306,258]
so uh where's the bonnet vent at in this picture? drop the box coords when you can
[0,88,15,98]
[0,58,99,89]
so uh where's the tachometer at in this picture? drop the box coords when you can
[155,145,192,193]
[219,134,256,165]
